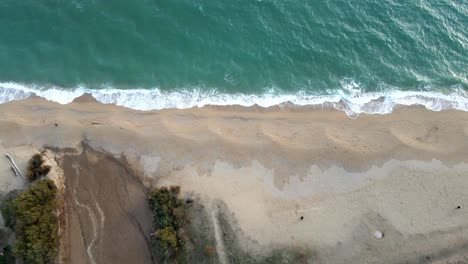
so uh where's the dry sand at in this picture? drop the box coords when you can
[0,96,468,263]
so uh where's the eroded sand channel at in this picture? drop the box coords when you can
[61,147,154,264]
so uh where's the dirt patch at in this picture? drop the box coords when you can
[61,146,154,264]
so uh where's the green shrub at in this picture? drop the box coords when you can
[11,179,59,264]
[26,154,51,182]
[154,226,179,257]
[148,186,186,261]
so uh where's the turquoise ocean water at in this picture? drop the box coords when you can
[0,0,466,116]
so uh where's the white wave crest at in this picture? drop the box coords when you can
[0,81,467,118]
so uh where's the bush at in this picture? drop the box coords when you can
[11,179,59,264]
[26,154,51,182]
[155,226,179,255]
[148,186,186,261]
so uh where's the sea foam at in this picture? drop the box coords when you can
[1,81,467,118]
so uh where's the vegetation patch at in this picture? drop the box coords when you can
[148,187,218,263]
[26,153,51,182]
[1,179,59,264]
[149,186,186,261]
[175,201,218,264]
[148,187,311,263]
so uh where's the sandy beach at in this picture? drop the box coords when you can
[1,96,468,263]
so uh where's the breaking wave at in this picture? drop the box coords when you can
[1,81,467,118]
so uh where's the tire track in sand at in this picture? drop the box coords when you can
[211,205,228,264]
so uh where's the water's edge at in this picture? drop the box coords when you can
[1,82,467,118]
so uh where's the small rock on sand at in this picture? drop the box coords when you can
[373,230,384,240]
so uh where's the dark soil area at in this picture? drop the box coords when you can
[61,146,154,264]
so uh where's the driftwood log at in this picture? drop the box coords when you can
[5,153,25,179]
[10,167,19,177]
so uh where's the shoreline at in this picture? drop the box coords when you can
[1,96,468,262]
[1,95,468,173]
[1,82,468,118]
